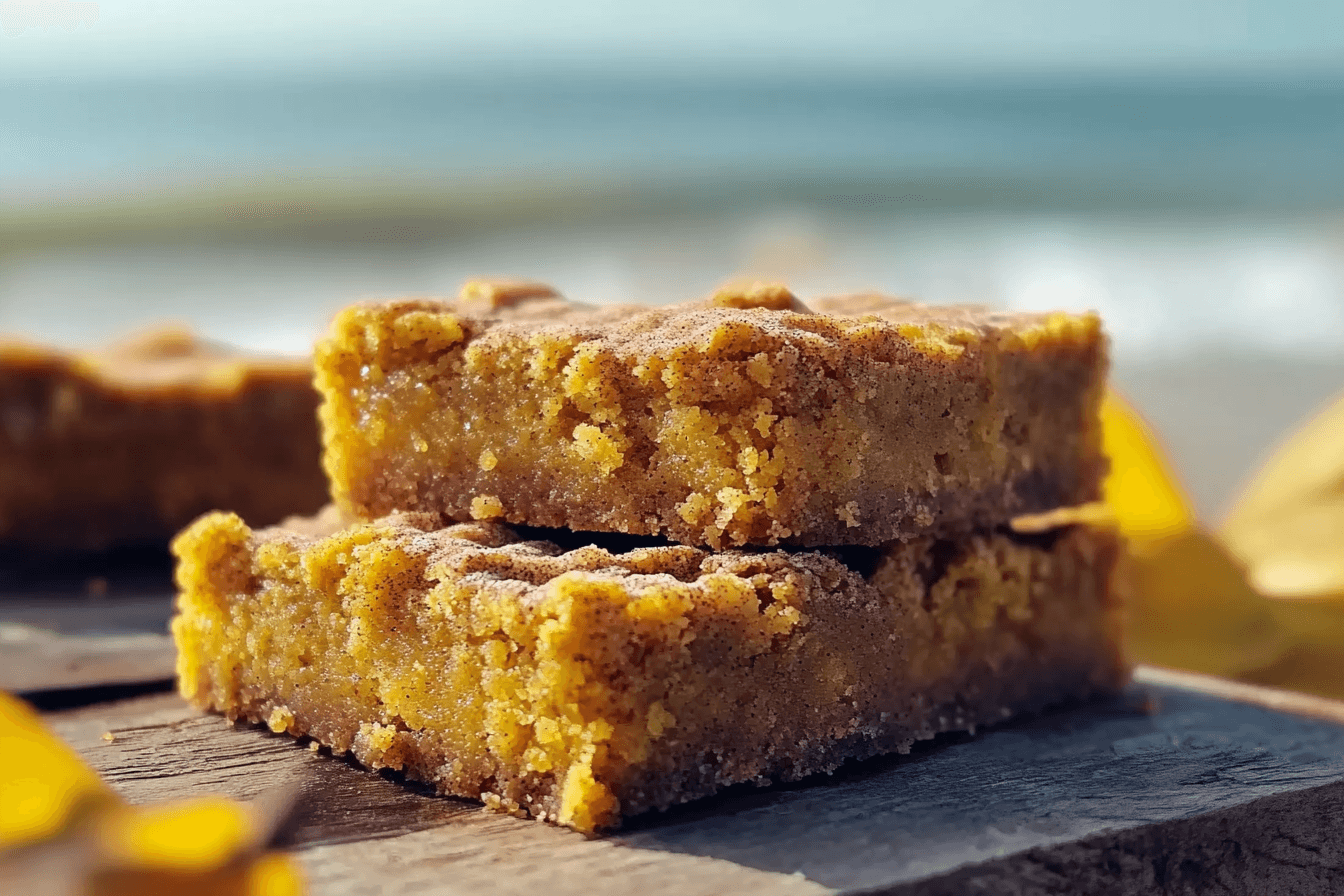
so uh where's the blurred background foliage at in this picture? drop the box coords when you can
[1105,391,1344,699]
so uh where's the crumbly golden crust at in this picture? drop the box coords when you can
[172,509,1127,832]
[315,282,1108,549]
[0,329,327,549]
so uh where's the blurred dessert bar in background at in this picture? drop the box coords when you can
[0,328,327,551]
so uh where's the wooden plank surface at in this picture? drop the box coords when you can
[48,693,824,896]
[0,624,173,692]
[0,539,175,694]
[0,593,175,692]
[44,672,1344,895]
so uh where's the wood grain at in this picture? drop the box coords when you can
[0,592,175,693]
[45,675,1344,895]
[874,779,1344,895]
[0,625,173,693]
[47,694,825,896]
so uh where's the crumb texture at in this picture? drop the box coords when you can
[172,510,1126,832]
[315,288,1107,548]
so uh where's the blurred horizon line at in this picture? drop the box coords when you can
[7,169,1344,256]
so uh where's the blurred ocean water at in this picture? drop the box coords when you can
[5,74,1344,204]
[2,73,1344,364]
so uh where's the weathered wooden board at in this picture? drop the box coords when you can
[0,624,173,693]
[47,692,824,896]
[44,668,1344,895]
[0,593,175,692]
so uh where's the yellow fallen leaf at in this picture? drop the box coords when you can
[1123,529,1286,678]
[0,690,305,895]
[0,691,115,847]
[96,797,258,871]
[1221,389,1344,600]
[1101,390,1284,676]
[1100,389,1194,546]
[1217,388,1344,696]
[91,844,305,896]
[1104,383,1344,699]
[1223,389,1344,532]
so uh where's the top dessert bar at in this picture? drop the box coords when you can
[316,281,1108,549]
[0,328,327,550]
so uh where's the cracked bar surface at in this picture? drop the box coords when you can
[0,329,327,550]
[315,282,1107,549]
[171,508,1127,832]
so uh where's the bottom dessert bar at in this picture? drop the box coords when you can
[171,509,1127,833]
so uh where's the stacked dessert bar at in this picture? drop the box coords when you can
[171,280,1127,832]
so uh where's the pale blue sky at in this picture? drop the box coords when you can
[1,0,1342,78]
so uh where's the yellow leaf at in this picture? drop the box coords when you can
[1221,389,1344,599]
[1239,644,1344,702]
[1101,389,1195,545]
[0,690,306,895]
[1107,383,1344,698]
[96,797,257,871]
[1124,529,1287,678]
[1223,389,1344,530]
[245,852,306,896]
[0,691,117,847]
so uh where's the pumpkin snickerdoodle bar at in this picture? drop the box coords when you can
[171,508,1126,833]
[314,282,1107,549]
[0,329,327,550]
